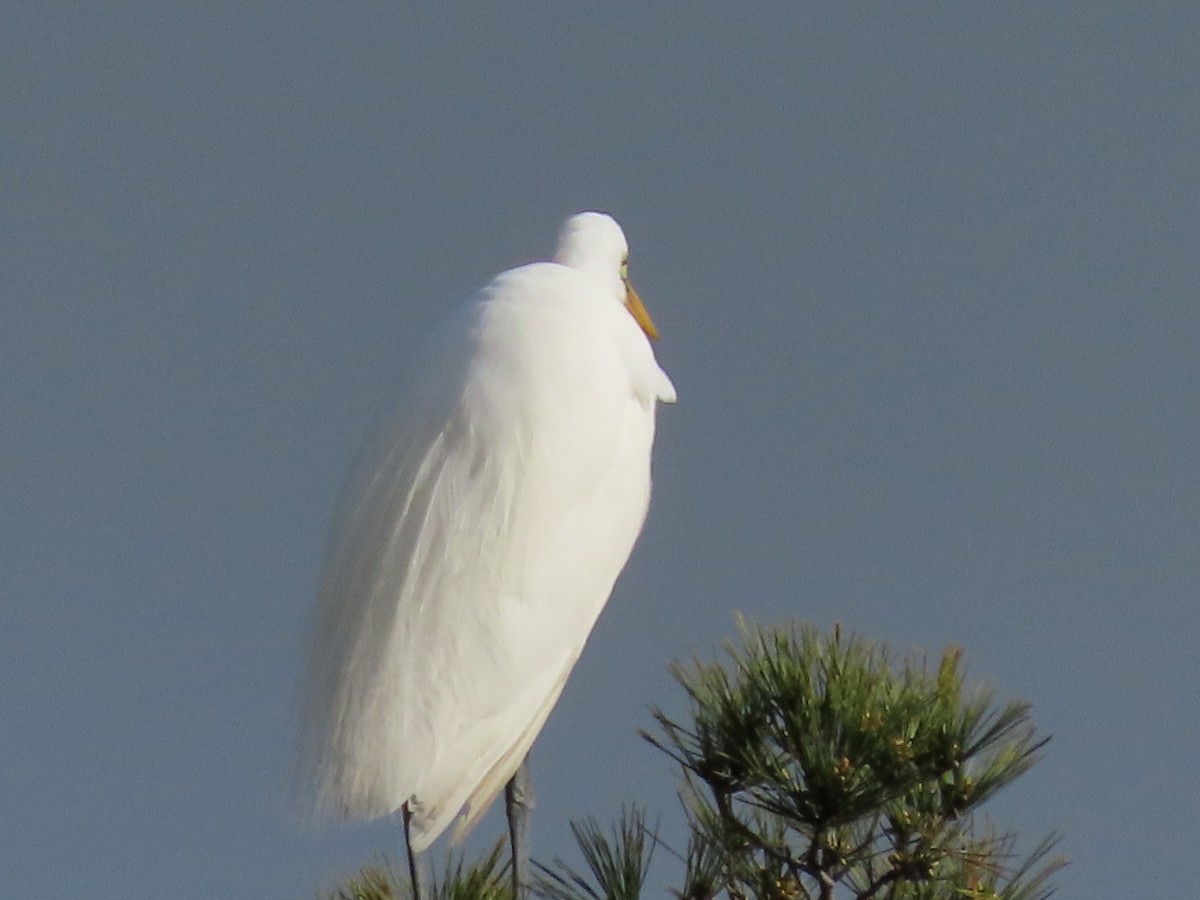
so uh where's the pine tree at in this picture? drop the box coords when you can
[323,623,1064,900]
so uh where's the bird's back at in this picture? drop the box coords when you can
[298,260,671,849]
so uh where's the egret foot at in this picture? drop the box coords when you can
[505,758,534,899]
[402,802,427,900]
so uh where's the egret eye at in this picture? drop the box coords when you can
[620,257,630,280]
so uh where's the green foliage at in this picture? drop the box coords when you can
[535,806,657,900]
[322,623,1064,900]
[644,622,1063,899]
[433,837,513,900]
[327,866,399,900]
[323,838,512,900]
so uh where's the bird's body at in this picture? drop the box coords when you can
[298,213,675,853]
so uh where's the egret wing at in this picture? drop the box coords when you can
[298,262,671,849]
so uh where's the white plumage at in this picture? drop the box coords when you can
[297,212,675,851]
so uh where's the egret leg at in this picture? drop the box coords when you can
[505,757,534,899]
[402,802,427,900]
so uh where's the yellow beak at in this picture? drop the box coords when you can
[624,281,660,341]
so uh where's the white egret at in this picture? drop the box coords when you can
[297,212,676,897]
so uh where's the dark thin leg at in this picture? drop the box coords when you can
[402,802,427,900]
[505,757,534,899]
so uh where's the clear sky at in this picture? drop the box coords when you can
[4,5,1197,897]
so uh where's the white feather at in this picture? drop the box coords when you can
[297,213,675,850]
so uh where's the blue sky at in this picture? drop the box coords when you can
[4,5,1197,896]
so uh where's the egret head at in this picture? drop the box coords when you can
[554,212,660,341]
